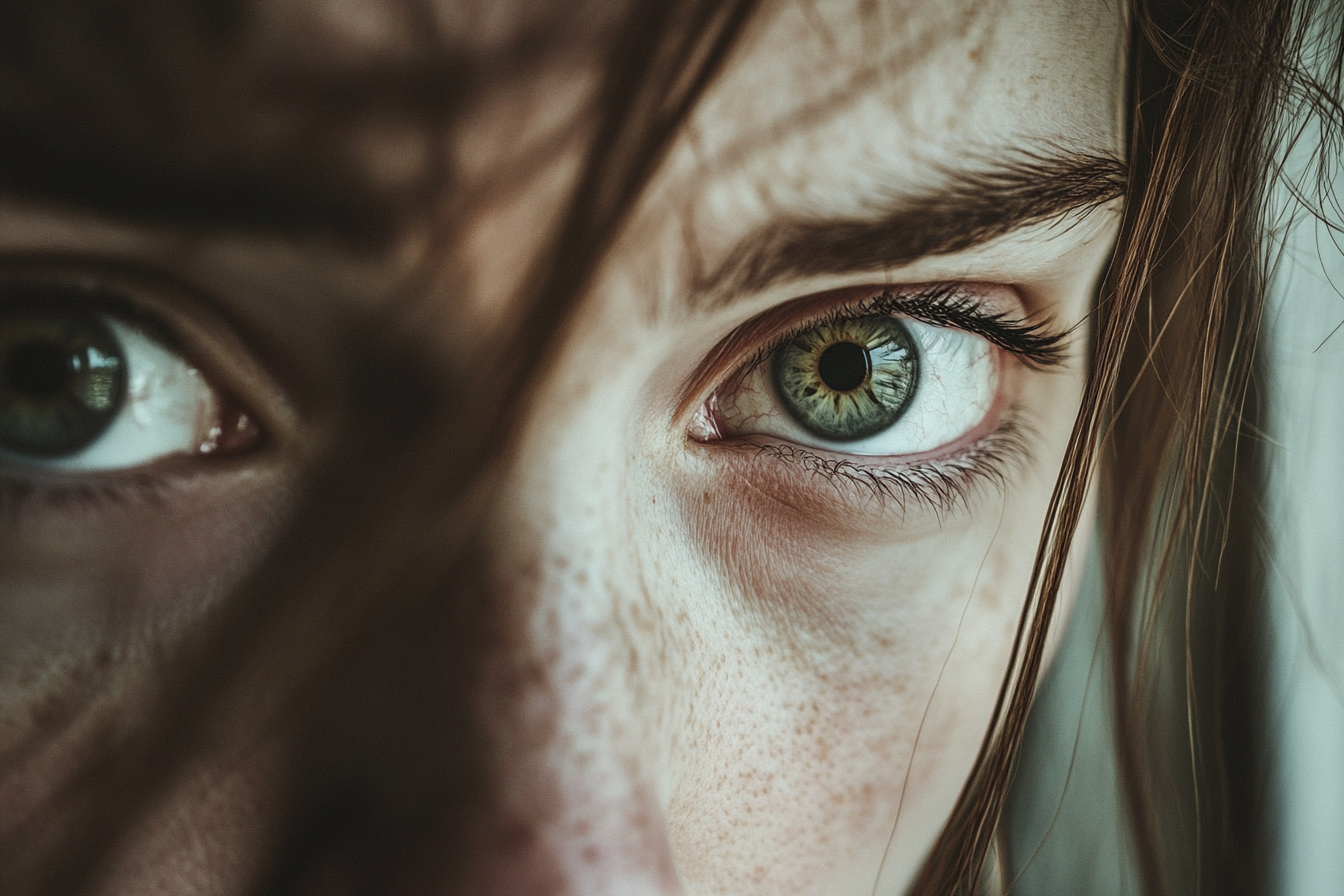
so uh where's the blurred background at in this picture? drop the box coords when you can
[1004,105,1344,896]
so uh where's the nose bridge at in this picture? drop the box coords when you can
[458,502,684,896]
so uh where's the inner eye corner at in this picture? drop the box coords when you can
[203,397,267,457]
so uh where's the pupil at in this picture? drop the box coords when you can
[5,341,68,400]
[817,341,869,392]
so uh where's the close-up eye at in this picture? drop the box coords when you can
[0,280,260,473]
[692,287,1061,462]
[10,0,1332,892]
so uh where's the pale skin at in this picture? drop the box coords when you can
[0,0,1124,894]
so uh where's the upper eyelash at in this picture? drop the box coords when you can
[0,277,184,351]
[728,284,1069,382]
[866,287,1070,368]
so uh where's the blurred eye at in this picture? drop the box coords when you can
[705,314,997,457]
[0,297,259,472]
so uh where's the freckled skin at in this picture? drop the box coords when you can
[0,0,1124,893]
[461,2,1124,892]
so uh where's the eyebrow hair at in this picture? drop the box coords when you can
[697,151,1127,304]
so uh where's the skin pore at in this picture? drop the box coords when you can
[0,1,1124,894]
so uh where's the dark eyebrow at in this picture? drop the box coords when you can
[697,151,1127,304]
[0,133,403,250]
[0,49,466,252]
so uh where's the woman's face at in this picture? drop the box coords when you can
[0,0,1124,893]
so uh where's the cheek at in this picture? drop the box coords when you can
[484,292,1061,894]
[646,465,1034,892]
[0,470,293,668]
[0,470,293,834]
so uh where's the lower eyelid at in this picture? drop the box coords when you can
[692,406,1034,527]
[0,453,266,521]
[0,462,296,678]
[0,476,166,521]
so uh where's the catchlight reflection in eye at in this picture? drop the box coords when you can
[0,308,126,457]
[703,314,998,458]
[773,316,918,441]
[0,305,259,471]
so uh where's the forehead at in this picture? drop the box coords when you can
[567,0,1125,325]
[1,0,1124,209]
[663,0,1124,221]
[0,0,1125,307]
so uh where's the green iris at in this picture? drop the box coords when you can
[0,307,127,457]
[772,315,918,441]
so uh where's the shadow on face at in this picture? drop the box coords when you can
[0,1,1124,893]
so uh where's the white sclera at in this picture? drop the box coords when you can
[715,318,997,456]
[12,317,218,472]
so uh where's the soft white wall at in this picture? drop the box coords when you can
[1004,544,1137,895]
[1006,197,1344,895]
[1004,147,1344,896]
[1265,160,1344,896]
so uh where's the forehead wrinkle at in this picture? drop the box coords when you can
[673,2,989,197]
[621,7,991,325]
[629,0,1122,319]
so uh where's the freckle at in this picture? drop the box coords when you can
[581,844,601,864]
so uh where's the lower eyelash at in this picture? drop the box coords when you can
[727,413,1034,516]
[0,471,172,518]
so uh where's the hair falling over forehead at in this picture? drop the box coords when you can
[0,1,767,893]
[0,0,1340,894]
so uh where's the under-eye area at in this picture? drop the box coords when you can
[709,417,1035,517]
[684,284,1065,514]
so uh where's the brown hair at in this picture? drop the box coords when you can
[0,1,1338,893]
[916,1,1342,893]
[0,1,764,891]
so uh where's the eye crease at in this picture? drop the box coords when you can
[0,279,261,473]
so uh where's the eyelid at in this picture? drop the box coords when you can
[675,282,1067,422]
[0,260,301,456]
